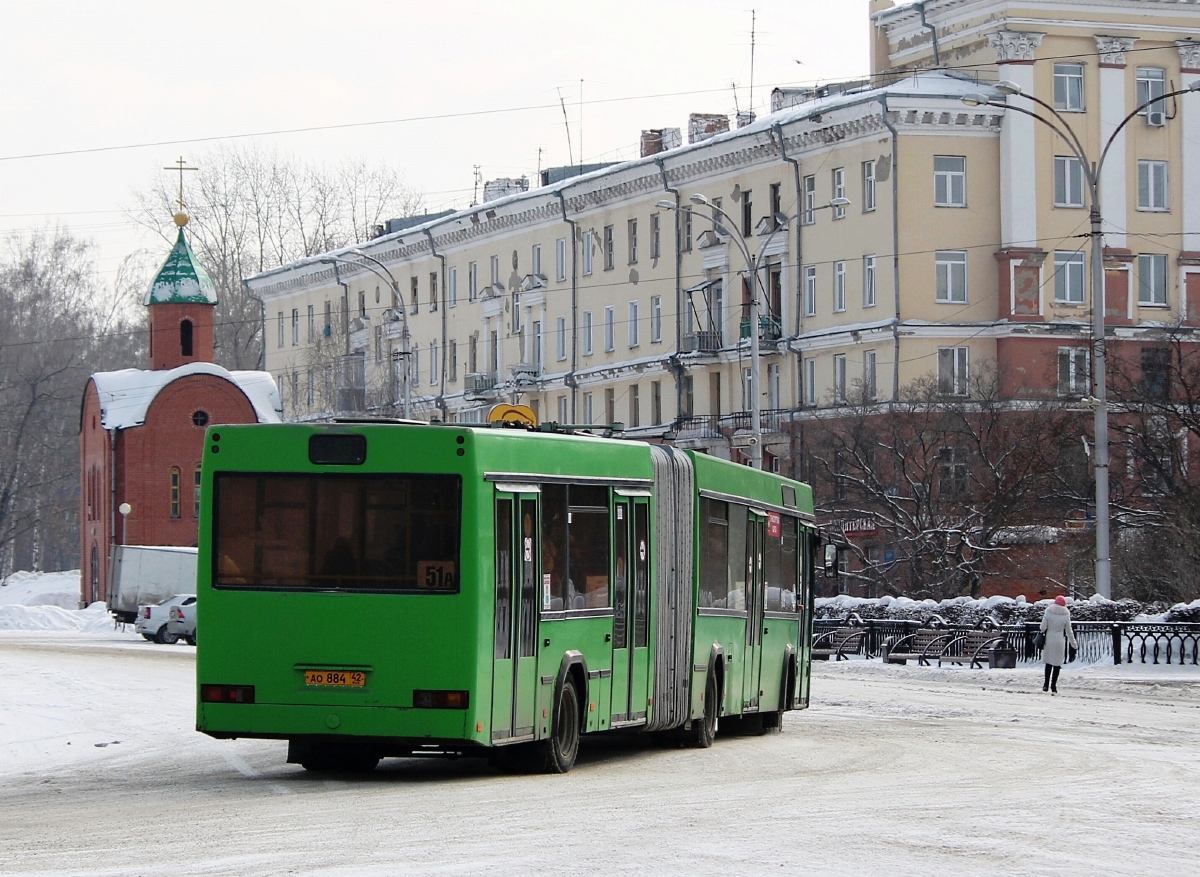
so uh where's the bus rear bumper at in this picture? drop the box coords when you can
[198,701,485,746]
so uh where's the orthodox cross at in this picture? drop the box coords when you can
[164,156,198,213]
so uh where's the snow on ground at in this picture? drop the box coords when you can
[2,627,1199,876]
[0,571,82,610]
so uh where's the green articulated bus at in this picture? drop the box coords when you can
[196,420,817,773]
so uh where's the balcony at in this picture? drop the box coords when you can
[739,316,782,344]
[465,372,499,396]
[682,330,722,354]
[510,362,541,384]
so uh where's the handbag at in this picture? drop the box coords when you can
[1068,643,1078,662]
[1033,631,1046,650]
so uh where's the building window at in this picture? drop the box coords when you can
[557,395,568,423]
[1054,156,1085,207]
[410,277,419,314]
[358,289,366,318]
[1137,160,1168,211]
[935,251,968,303]
[605,388,615,426]
[741,189,754,237]
[306,305,315,341]
[1141,347,1170,401]
[193,464,202,518]
[306,370,314,406]
[1138,253,1168,305]
[170,467,181,519]
[833,354,847,403]
[832,169,846,219]
[938,346,969,396]
[802,175,815,224]
[603,225,615,270]
[628,301,639,347]
[604,306,615,352]
[429,272,438,311]
[804,266,817,317]
[627,219,638,264]
[683,209,693,252]
[1054,63,1085,111]
[934,156,966,207]
[863,255,877,308]
[430,341,439,385]
[375,325,383,362]
[556,238,567,282]
[449,340,457,382]
[582,231,594,275]
[1137,67,1166,117]
[862,160,877,212]
[512,287,521,334]
[469,335,477,374]
[583,392,594,424]
[1054,251,1086,304]
[448,267,458,307]
[681,375,694,417]
[180,319,193,357]
[650,296,662,343]
[532,244,542,278]
[938,447,970,498]
[741,367,752,411]
[651,380,662,425]
[556,316,567,361]
[468,262,478,301]
[804,358,816,406]
[864,350,877,402]
[1058,347,1090,397]
[291,309,300,346]
[323,300,331,336]
[277,312,284,348]
[532,321,542,369]
[767,363,781,410]
[629,384,640,428]
[651,213,661,260]
[711,198,726,236]
[833,261,846,313]
[490,255,500,287]
[583,311,593,355]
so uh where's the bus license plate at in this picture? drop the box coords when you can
[304,670,366,687]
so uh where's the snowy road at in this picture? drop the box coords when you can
[2,631,1199,877]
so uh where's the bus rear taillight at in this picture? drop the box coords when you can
[413,690,469,709]
[201,685,255,704]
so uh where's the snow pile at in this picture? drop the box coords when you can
[0,569,81,609]
[815,592,1175,626]
[0,600,115,632]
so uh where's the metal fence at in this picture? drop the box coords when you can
[813,618,1200,666]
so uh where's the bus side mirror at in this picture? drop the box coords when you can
[822,543,839,578]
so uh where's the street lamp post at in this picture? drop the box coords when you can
[656,196,842,469]
[118,502,131,545]
[964,78,1200,599]
[319,251,411,419]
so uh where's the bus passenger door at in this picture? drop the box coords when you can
[609,498,631,723]
[742,511,766,712]
[491,490,540,743]
[611,496,650,725]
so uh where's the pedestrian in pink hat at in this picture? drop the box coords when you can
[1039,595,1077,694]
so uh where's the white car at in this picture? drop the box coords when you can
[134,595,195,644]
[167,601,197,646]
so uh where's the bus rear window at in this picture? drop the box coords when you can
[213,473,461,593]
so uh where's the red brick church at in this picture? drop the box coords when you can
[79,215,280,605]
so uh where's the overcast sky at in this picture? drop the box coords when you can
[0,1,870,282]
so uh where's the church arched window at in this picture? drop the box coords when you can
[181,320,194,357]
[170,467,181,518]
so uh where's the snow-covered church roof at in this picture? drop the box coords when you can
[144,227,218,306]
[87,362,282,430]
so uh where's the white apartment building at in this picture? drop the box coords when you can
[246,0,1200,479]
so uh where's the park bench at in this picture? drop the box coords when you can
[882,629,954,666]
[811,626,867,661]
[937,630,1008,669]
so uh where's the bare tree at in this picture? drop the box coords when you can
[0,229,145,577]
[130,145,423,371]
[807,367,1084,599]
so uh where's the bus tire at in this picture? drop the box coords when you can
[692,672,718,748]
[541,677,581,774]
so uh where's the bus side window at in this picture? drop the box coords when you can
[567,484,610,610]
[698,498,729,608]
[726,504,748,611]
[541,485,568,611]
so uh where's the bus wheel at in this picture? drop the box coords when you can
[692,673,718,748]
[541,678,581,774]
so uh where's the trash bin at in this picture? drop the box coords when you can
[989,646,1017,669]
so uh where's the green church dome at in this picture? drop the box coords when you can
[144,227,217,306]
